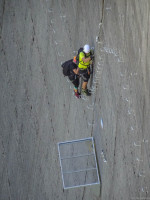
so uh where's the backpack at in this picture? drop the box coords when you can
[61,59,73,76]
[75,47,84,65]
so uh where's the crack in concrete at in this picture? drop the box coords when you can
[82,187,86,200]
[146,3,150,53]
[90,0,105,139]
[2,0,5,16]
[0,0,5,40]
[94,143,102,199]
[87,5,105,197]
[101,0,105,23]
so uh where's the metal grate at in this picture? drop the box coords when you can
[58,137,100,189]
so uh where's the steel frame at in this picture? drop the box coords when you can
[58,137,100,189]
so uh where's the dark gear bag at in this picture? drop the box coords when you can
[61,59,73,76]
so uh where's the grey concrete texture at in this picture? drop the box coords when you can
[0,0,150,199]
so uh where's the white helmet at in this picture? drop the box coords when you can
[83,44,90,53]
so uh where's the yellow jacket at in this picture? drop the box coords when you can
[78,51,91,69]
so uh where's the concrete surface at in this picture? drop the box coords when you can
[0,0,150,199]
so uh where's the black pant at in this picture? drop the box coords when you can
[68,75,79,88]
[79,69,90,82]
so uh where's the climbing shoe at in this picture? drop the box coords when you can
[74,91,81,98]
[82,89,91,96]
[87,89,92,93]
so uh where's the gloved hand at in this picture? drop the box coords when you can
[90,49,94,55]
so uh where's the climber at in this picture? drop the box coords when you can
[68,60,80,98]
[78,44,93,96]
[61,58,80,98]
